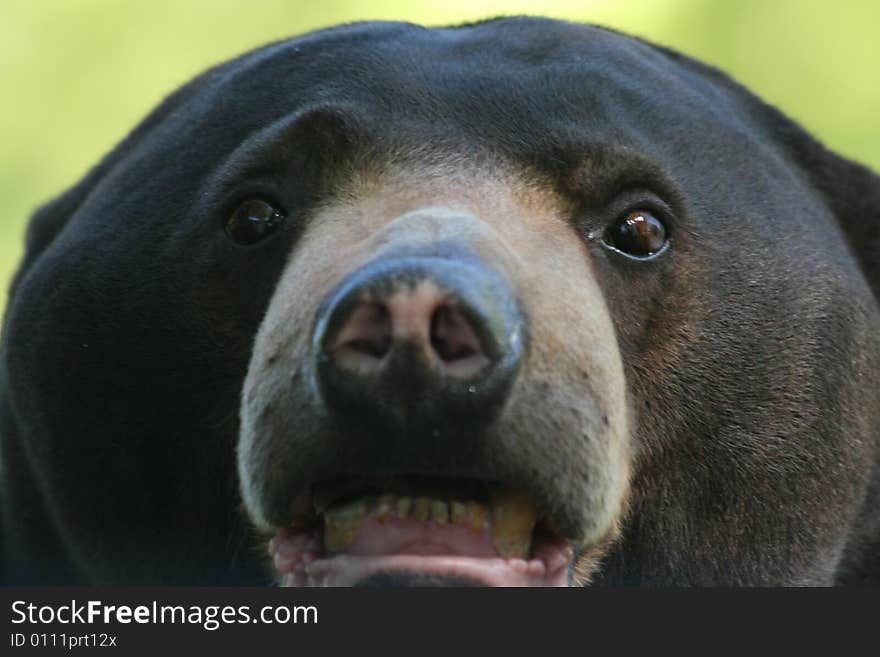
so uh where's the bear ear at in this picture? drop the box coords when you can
[645,37,880,298]
[824,156,880,296]
[8,163,110,300]
[781,131,880,297]
[6,65,220,302]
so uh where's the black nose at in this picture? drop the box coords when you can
[312,256,524,436]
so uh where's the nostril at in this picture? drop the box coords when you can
[329,302,392,365]
[430,304,487,369]
[314,256,525,433]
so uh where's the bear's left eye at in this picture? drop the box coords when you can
[225,199,286,245]
[604,210,668,258]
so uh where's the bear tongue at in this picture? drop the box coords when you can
[306,511,566,587]
[330,511,501,558]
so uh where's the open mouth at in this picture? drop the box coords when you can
[268,476,573,586]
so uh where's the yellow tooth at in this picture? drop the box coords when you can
[323,499,366,553]
[450,501,468,525]
[490,490,537,559]
[396,497,412,519]
[467,501,487,533]
[431,500,449,524]
[414,497,431,522]
[376,494,395,523]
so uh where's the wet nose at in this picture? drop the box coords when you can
[328,278,494,377]
[312,256,524,434]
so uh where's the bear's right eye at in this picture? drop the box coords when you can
[225,199,285,246]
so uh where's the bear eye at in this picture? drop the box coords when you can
[225,199,285,245]
[604,210,668,258]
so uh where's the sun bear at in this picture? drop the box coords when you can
[2,18,878,585]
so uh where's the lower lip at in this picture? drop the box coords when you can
[271,523,573,587]
[286,553,570,587]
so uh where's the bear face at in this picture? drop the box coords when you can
[1,18,878,586]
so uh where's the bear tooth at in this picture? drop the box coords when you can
[323,498,366,552]
[376,494,395,522]
[490,490,537,559]
[413,497,431,522]
[450,501,468,525]
[431,500,449,524]
[467,501,487,533]
[396,497,412,519]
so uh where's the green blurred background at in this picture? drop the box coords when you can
[1,0,878,311]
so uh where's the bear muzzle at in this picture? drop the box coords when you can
[238,201,630,586]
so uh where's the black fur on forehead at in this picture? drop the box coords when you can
[1,16,879,585]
